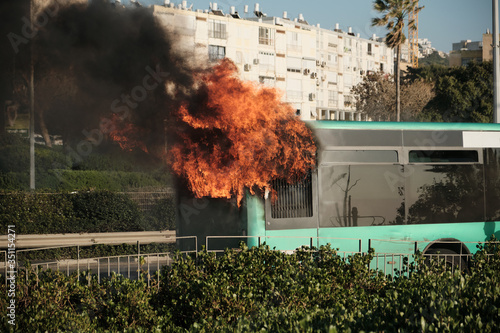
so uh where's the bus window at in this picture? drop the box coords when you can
[321,150,399,164]
[318,164,404,227]
[485,148,500,221]
[409,150,479,163]
[271,172,313,219]
[406,164,485,224]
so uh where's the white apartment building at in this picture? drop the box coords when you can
[151,2,393,121]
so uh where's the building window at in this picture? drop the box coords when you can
[287,32,301,51]
[208,45,225,62]
[258,51,275,71]
[344,38,352,53]
[208,20,227,39]
[328,90,338,107]
[259,27,275,46]
[328,53,338,65]
[259,76,275,86]
[367,43,373,56]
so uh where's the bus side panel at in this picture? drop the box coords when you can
[264,229,319,252]
[317,222,499,255]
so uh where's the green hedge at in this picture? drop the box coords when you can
[1,242,500,332]
[0,191,175,234]
[0,133,173,191]
[0,170,172,192]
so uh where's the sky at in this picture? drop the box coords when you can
[135,0,493,53]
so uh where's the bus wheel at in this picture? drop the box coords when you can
[424,248,469,274]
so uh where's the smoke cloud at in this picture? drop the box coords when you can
[30,0,194,149]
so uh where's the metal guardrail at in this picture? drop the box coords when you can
[0,230,177,249]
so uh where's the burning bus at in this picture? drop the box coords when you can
[176,120,500,267]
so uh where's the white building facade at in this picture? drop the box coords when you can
[151,3,393,121]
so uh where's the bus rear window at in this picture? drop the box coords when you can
[409,150,478,163]
[271,173,313,219]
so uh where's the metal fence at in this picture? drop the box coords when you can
[122,190,175,212]
[0,236,196,288]
[2,236,498,287]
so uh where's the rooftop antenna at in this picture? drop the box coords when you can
[254,3,264,18]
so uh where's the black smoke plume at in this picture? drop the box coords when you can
[7,0,194,151]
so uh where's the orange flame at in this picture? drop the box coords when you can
[107,114,149,153]
[168,59,316,205]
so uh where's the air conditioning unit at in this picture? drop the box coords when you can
[304,68,311,75]
[244,64,252,71]
[310,72,318,79]
[321,61,326,67]
[316,79,320,86]
[253,59,260,65]
[309,93,316,101]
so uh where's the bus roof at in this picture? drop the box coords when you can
[306,121,500,132]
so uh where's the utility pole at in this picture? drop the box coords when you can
[494,0,500,123]
[29,0,35,190]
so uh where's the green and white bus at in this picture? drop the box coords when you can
[177,121,500,268]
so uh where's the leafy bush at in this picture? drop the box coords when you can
[0,191,149,233]
[1,242,500,332]
[0,133,173,191]
[0,192,75,234]
[68,191,143,232]
[143,196,177,230]
[56,170,171,192]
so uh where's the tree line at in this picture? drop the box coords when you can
[351,61,494,123]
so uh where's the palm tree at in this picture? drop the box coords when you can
[372,0,423,122]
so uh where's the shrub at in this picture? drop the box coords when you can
[0,191,146,233]
[143,196,176,230]
[69,191,143,232]
[0,192,75,234]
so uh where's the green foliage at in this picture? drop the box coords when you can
[0,133,173,191]
[1,242,500,331]
[156,245,385,330]
[68,191,143,232]
[55,170,170,192]
[409,61,493,123]
[0,192,75,234]
[418,51,449,67]
[144,196,177,230]
[0,191,151,234]
[0,269,166,332]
